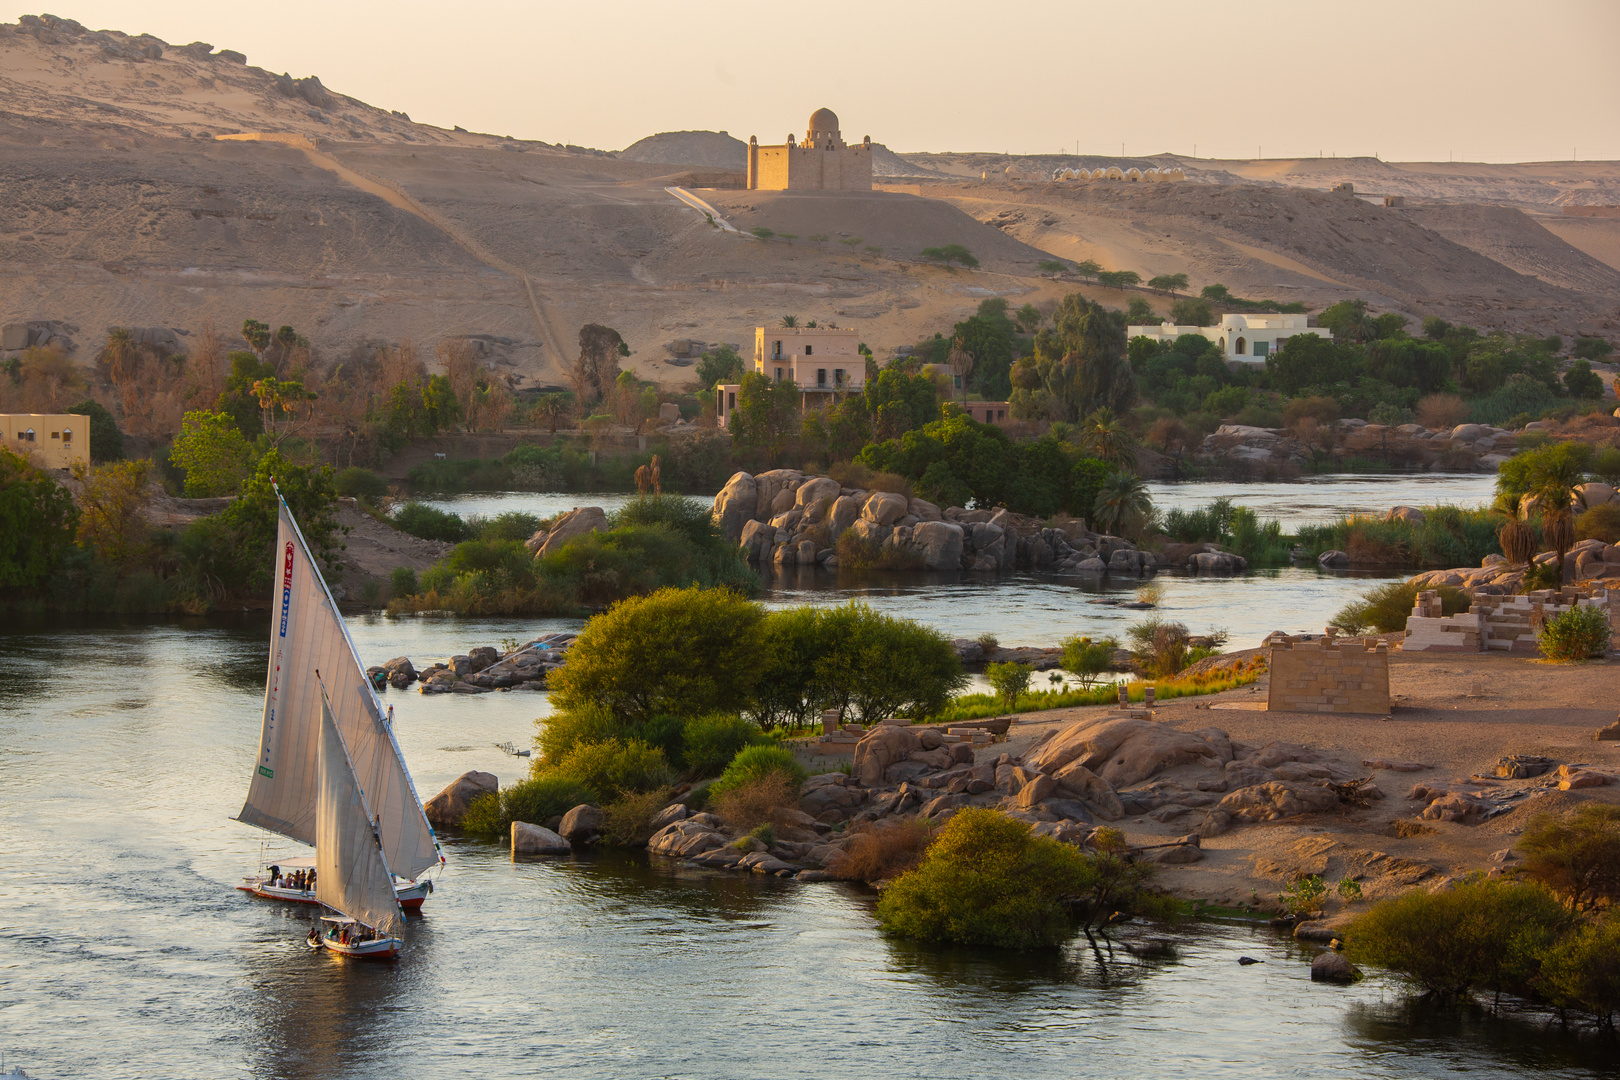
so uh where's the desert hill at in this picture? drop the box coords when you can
[1,12,1616,396]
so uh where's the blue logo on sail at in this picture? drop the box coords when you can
[278,541,294,637]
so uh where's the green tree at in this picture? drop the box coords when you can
[728,371,802,463]
[1168,297,1215,326]
[1037,260,1070,276]
[0,447,79,587]
[547,586,768,725]
[1011,294,1136,421]
[696,345,745,389]
[71,458,152,567]
[1072,259,1102,280]
[1518,805,1620,912]
[1265,334,1360,394]
[218,351,277,439]
[1096,270,1142,289]
[1317,299,1373,343]
[865,368,940,439]
[1015,303,1043,333]
[1078,407,1137,469]
[809,601,965,722]
[1126,297,1156,324]
[65,400,124,463]
[170,410,256,497]
[205,449,341,593]
[985,661,1033,710]
[920,244,979,268]
[1061,635,1116,688]
[1563,359,1605,399]
[1148,273,1189,294]
[1573,336,1613,361]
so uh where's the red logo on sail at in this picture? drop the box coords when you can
[278,541,294,637]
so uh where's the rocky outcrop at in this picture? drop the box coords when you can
[511,821,571,858]
[711,471,1158,576]
[1410,538,1620,592]
[1195,419,1520,475]
[424,770,497,827]
[535,506,608,558]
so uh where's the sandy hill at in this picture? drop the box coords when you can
[0,13,1616,396]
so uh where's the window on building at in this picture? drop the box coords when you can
[50,431,60,439]
[61,428,72,442]
[773,340,783,358]
[997,410,1005,421]
[817,368,827,387]
[1218,337,1226,351]
[834,368,845,387]
[776,367,784,381]
[22,428,34,442]
[728,392,736,410]
[1253,340,1270,358]
[1235,337,1247,355]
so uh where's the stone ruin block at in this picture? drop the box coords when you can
[1265,632,1390,715]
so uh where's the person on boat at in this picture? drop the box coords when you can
[268,865,281,887]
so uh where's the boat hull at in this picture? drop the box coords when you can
[308,934,400,960]
[239,877,430,910]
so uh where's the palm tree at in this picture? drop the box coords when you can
[1080,407,1139,470]
[1093,470,1153,536]
[781,315,799,328]
[1527,452,1587,585]
[946,336,973,405]
[1491,492,1539,566]
[97,327,139,386]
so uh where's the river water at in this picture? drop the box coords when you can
[1,615,1612,1079]
[11,473,1597,1080]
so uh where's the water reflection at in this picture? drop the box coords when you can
[1341,995,1619,1076]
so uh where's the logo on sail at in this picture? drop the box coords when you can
[278,541,295,637]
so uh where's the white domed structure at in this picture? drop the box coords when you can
[1125,167,1143,181]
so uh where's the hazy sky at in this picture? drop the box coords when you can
[9,0,1619,162]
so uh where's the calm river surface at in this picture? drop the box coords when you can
[9,474,1596,1080]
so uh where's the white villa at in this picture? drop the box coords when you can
[1126,313,1329,366]
[715,326,865,426]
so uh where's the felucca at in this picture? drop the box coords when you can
[235,489,444,912]
[306,688,405,959]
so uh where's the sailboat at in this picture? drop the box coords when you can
[306,689,405,959]
[235,488,444,913]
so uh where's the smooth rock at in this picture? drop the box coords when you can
[911,521,965,570]
[648,803,688,831]
[537,506,608,558]
[424,770,498,828]
[853,725,921,786]
[1310,951,1359,984]
[558,804,605,843]
[862,491,909,527]
[1217,781,1341,822]
[512,821,571,858]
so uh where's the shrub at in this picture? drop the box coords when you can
[477,511,542,543]
[393,502,469,541]
[1576,503,1620,544]
[1344,876,1575,996]
[1539,605,1612,662]
[603,788,677,846]
[1126,617,1192,677]
[682,714,769,779]
[829,819,937,883]
[1061,635,1117,688]
[548,586,768,724]
[713,771,800,832]
[876,809,1163,949]
[536,704,624,764]
[1332,581,1470,635]
[0,447,79,587]
[389,566,418,598]
[811,601,966,722]
[65,400,124,462]
[975,632,999,653]
[333,466,388,501]
[1517,805,1620,911]
[835,527,923,570]
[1536,915,1620,1019]
[985,661,1033,710]
[460,775,594,836]
[1416,393,1470,431]
[709,744,807,798]
[542,738,674,802]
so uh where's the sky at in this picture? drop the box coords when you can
[8,0,1620,162]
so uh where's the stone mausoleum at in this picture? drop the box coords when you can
[747,108,872,192]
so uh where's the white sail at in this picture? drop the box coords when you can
[237,494,443,879]
[315,695,404,937]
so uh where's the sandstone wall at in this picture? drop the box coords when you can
[1266,634,1390,714]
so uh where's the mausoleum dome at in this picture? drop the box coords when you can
[807,107,840,138]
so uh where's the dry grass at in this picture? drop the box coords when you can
[828,819,938,884]
[603,787,676,846]
[713,772,799,832]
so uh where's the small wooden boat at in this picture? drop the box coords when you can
[237,856,432,910]
[308,915,400,960]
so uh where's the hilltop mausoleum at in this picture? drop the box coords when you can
[747,108,872,192]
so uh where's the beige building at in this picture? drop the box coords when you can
[1126,313,1330,367]
[3,413,90,470]
[715,326,865,426]
[747,108,873,192]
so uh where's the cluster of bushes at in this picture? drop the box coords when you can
[1332,581,1471,635]
[1161,497,1291,566]
[0,443,340,614]
[877,811,1174,948]
[386,496,758,616]
[936,654,1265,723]
[1347,806,1620,1023]
[404,436,733,496]
[1296,505,1502,570]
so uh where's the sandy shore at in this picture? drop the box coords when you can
[986,649,1620,917]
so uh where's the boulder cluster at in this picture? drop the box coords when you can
[713,469,1160,576]
[480,714,1380,879]
[1410,537,1620,594]
[1198,420,1522,472]
[369,633,574,695]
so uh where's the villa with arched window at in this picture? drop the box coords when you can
[1125,313,1329,367]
